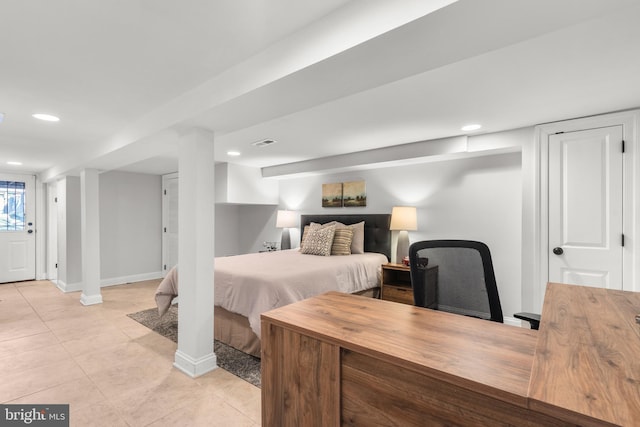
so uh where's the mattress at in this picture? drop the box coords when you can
[156,249,387,338]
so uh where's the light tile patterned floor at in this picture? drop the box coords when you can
[0,280,260,426]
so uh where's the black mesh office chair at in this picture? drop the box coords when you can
[408,240,540,328]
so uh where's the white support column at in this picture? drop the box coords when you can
[174,128,217,377]
[80,168,102,305]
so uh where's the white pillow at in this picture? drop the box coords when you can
[335,221,365,254]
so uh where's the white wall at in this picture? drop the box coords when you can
[215,163,278,204]
[99,171,162,283]
[56,176,82,290]
[213,204,280,256]
[66,177,83,285]
[214,204,241,256]
[55,178,67,286]
[238,205,279,254]
[277,148,524,321]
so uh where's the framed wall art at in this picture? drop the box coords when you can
[342,180,366,207]
[322,183,343,207]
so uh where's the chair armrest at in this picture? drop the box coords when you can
[514,312,541,330]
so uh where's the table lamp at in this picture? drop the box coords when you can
[276,210,297,250]
[390,206,418,264]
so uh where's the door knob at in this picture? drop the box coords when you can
[27,230,33,234]
[553,247,563,255]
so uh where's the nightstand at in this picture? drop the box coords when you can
[380,263,438,305]
[380,263,414,305]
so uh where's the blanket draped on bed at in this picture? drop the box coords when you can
[155,249,387,338]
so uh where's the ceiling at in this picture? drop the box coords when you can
[1,0,639,180]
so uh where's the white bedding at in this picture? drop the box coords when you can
[155,249,387,338]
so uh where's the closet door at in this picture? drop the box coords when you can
[162,173,179,276]
[548,126,623,289]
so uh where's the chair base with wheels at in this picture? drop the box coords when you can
[514,312,541,330]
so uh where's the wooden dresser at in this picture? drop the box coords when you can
[261,283,640,426]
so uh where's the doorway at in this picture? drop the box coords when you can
[162,173,179,277]
[0,174,36,283]
[548,126,623,289]
[532,110,638,312]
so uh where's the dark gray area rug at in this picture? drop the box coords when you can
[127,305,261,387]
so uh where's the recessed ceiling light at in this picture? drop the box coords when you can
[461,124,482,132]
[227,151,241,156]
[7,161,22,166]
[32,113,60,122]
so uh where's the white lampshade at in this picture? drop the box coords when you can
[390,206,417,231]
[276,210,296,251]
[276,210,297,228]
[390,206,417,263]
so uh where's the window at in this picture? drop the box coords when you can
[0,181,26,231]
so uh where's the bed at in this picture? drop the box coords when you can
[155,213,391,357]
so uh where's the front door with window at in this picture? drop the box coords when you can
[0,174,36,283]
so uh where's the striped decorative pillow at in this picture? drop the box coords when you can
[301,225,336,256]
[331,227,353,255]
[333,221,365,254]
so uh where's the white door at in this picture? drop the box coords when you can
[548,126,623,289]
[162,173,179,276]
[0,174,36,283]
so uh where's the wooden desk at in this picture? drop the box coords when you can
[529,283,640,426]
[261,284,640,426]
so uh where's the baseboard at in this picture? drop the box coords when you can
[174,350,218,378]
[54,272,162,293]
[504,316,523,327]
[80,292,103,305]
[100,271,163,288]
[55,280,66,292]
[56,280,83,293]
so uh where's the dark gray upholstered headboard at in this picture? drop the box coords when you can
[300,214,391,261]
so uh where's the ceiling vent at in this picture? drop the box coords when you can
[252,139,277,148]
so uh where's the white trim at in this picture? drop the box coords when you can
[57,280,82,293]
[35,176,47,281]
[173,350,217,378]
[46,181,58,282]
[56,271,163,293]
[531,109,640,310]
[503,316,522,327]
[100,271,163,287]
[80,292,103,305]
